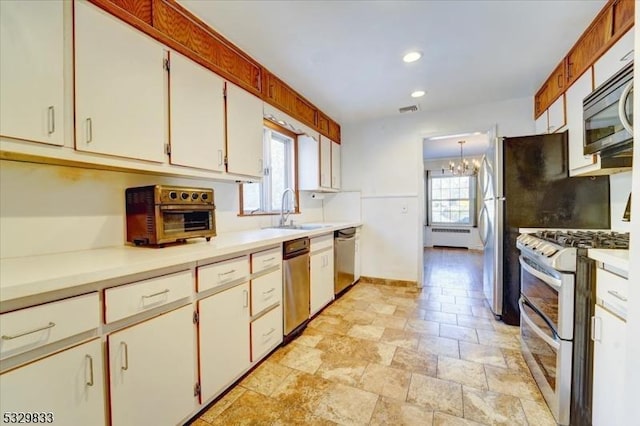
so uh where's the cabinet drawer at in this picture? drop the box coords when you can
[311,234,333,253]
[251,305,283,362]
[251,247,281,274]
[198,255,249,292]
[105,271,192,323]
[251,270,282,315]
[596,267,628,314]
[1,293,99,359]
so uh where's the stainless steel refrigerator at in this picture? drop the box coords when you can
[479,130,610,325]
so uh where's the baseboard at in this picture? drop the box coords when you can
[359,276,418,288]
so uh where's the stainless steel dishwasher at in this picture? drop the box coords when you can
[334,227,356,295]
[282,237,310,340]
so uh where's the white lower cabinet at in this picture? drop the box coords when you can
[108,305,197,426]
[592,305,626,426]
[0,339,106,425]
[310,235,334,315]
[198,283,250,402]
[250,305,283,362]
[354,229,361,282]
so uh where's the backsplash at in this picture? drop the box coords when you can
[610,171,632,232]
[0,160,323,258]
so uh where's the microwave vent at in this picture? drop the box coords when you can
[399,104,420,114]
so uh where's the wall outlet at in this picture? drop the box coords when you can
[400,203,408,214]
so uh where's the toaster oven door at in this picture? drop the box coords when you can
[158,205,215,241]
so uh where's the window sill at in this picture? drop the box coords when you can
[237,211,301,217]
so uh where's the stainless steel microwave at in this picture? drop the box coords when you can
[583,61,633,157]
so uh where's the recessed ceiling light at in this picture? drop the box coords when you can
[411,90,426,98]
[403,51,422,63]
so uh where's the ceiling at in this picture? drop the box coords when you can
[180,0,605,127]
[423,132,489,160]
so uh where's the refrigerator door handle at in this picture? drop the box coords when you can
[478,205,488,247]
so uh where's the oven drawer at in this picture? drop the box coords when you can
[105,271,192,323]
[251,305,283,362]
[251,270,282,315]
[251,247,281,274]
[198,255,250,292]
[1,293,99,359]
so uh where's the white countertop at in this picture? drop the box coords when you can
[0,222,359,304]
[587,249,630,273]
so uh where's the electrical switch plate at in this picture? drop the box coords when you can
[400,203,408,214]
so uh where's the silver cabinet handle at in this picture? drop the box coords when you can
[47,106,55,135]
[1,322,55,340]
[607,290,628,302]
[86,118,93,143]
[86,355,94,386]
[218,269,236,281]
[121,342,129,371]
[263,328,276,338]
[142,288,169,299]
[218,149,224,166]
[243,290,249,308]
[262,257,276,263]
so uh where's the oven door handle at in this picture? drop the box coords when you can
[519,298,560,350]
[519,255,561,292]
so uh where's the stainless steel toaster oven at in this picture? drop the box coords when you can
[125,185,216,247]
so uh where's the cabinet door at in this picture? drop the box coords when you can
[310,251,334,315]
[169,52,225,172]
[199,283,250,402]
[298,135,321,190]
[109,305,196,426]
[0,1,64,146]
[535,111,548,134]
[0,339,105,425]
[547,95,565,133]
[593,28,634,88]
[331,142,341,190]
[74,1,166,162]
[567,71,598,173]
[320,136,332,189]
[592,306,626,426]
[226,83,264,178]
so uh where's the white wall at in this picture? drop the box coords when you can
[0,160,323,258]
[609,171,632,232]
[341,96,534,283]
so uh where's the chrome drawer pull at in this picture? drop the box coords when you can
[263,288,275,295]
[142,289,169,299]
[263,328,276,337]
[86,355,94,386]
[262,257,276,263]
[218,269,236,278]
[47,106,55,135]
[1,322,56,340]
[607,290,627,302]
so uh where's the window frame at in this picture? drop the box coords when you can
[427,173,477,227]
[238,120,300,216]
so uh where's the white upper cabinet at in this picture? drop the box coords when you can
[0,0,64,146]
[593,28,634,88]
[226,83,264,178]
[168,52,225,172]
[331,141,341,190]
[547,95,566,133]
[567,70,599,175]
[74,1,166,162]
[299,134,338,192]
[535,111,549,134]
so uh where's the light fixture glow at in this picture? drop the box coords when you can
[403,51,422,63]
[411,90,425,98]
[428,132,474,141]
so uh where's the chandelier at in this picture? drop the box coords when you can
[448,140,480,175]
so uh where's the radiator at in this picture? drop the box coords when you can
[430,227,472,248]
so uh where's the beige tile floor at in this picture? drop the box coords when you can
[192,248,556,425]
